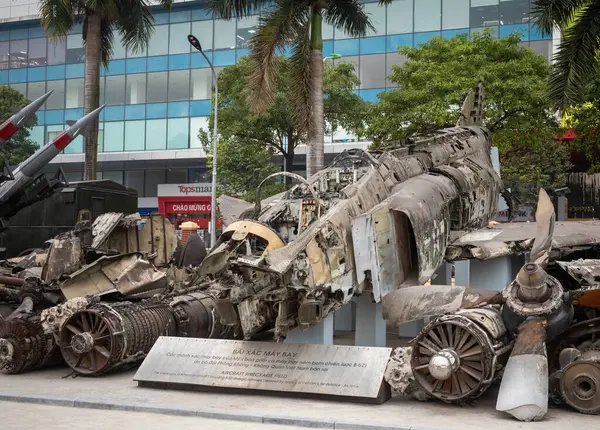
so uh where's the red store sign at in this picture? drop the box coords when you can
[166,202,212,213]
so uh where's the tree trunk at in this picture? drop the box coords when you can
[83,13,102,181]
[306,9,324,178]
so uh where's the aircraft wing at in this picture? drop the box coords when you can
[447,220,600,261]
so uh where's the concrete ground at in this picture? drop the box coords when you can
[0,366,596,430]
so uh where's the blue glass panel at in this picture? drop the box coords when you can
[322,41,333,58]
[30,126,45,147]
[126,58,147,74]
[167,118,189,149]
[213,50,236,66]
[237,49,250,59]
[500,24,529,41]
[191,51,213,68]
[387,34,413,52]
[360,89,384,102]
[168,101,190,118]
[46,65,66,80]
[64,108,84,121]
[190,100,211,116]
[105,59,126,75]
[66,64,85,78]
[10,27,28,40]
[125,105,146,120]
[125,120,146,151]
[45,110,65,125]
[146,119,167,150]
[28,67,46,82]
[146,103,168,119]
[36,111,45,126]
[9,69,27,83]
[67,22,83,35]
[283,45,292,58]
[170,9,191,23]
[64,134,83,154]
[0,30,9,42]
[104,106,125,121]
[360,36,386,55]
[104,121,124,152]
[0,71,7,85]
[334,39,359,56]
[442,29,469,39]
[530,24,551,41]
[192,8,212,21]
[29,27,46,39]
[147,56,169,72]
[154,12,170,25]
[169,53,191,70]
[414,31,441,46]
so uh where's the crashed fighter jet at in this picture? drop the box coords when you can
[193,82,503,341]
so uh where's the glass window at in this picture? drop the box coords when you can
[46,80,65,110]
[167,168,187,183]
[190,117,209,148]
[365,3,386,37]
[500,0,530,25]
[148,25,169,56]
[104,121,124,152]
[27,81,46,106]
[191,20,214,51]
[28,38,47,67]
[126,74,146,104]
[213,19,236,50]
[111,34,126,59]
[9,39,27,68]
[386,53,409,87]
[529,40,552,59]
[387,0,413,34]
[98,123,105,152]
[66,34,84,64]
[30,126,45,148]
[101,171,124,184]
[124,120,146,151]
[100,76,105,105]
[10,83,26,97]
[471,0,500,27]
[66,78,84,108]
[189,168,210,183]
[415,0,441,32]
[105,75,125,105]
[323,22,334,40]
[147,72,168,103]
[168,70,190,101]
[443,0,470,30]
[64,171,83,182]
[191,68,213,100]
[0,42,8,69]
[237,16,258,48]
[145,170,166,197]
[125,170,145,196]
[169,23,191,54]
[48,39,66,65]
[360,54,386,89]
[333,56,359,89]
[167,118,189,149]
[146,119,167,150]
[46,125,64,143]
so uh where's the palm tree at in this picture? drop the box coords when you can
[40,0,173,180]
[210,0,391,177]
[532,0,600,110]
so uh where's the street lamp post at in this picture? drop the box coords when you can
[323,53,342,63]
[188,34,218,248]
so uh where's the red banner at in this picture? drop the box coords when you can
[166,202,212,214]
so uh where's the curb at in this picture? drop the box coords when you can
[0,392,443,430]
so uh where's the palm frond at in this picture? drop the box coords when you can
[288,21,313,133]
[115,0,155,53]
[207,0,267,19]
[39,0,79,37]
[247,0,311,113]
[324,0,374,38]
[531,0,588,36]
[99,19,115,67]
[548,1,600,109]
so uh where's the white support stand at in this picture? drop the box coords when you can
[334,300,356,332]
[354,294,386,347]
[284,314,334,345]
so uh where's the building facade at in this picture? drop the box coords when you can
[0,0,555,212]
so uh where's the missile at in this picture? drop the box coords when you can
[0,104,106,205]
[0,91,54,145]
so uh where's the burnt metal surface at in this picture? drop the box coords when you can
[511,319,548,356]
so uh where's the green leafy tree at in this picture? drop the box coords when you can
[0,86,37,167]
[532,0,600,109]
[210,0,391,176]
[366,32,553,144]
[40,0,173,181]
[562,101,600,172]
[201,56,365,179]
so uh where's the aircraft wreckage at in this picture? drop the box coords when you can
[1,82,600,421]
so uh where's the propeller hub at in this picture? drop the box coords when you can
[71,332,95,355]
[0,338,14,361]
[428,349,460,381]
[516,263,550,302]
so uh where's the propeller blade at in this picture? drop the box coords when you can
[381,284,502,325]
[529,189,555,266]
[496,319,548,422]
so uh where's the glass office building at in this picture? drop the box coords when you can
[0,0,554,202]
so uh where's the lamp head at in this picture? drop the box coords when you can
[188,34,202,52]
